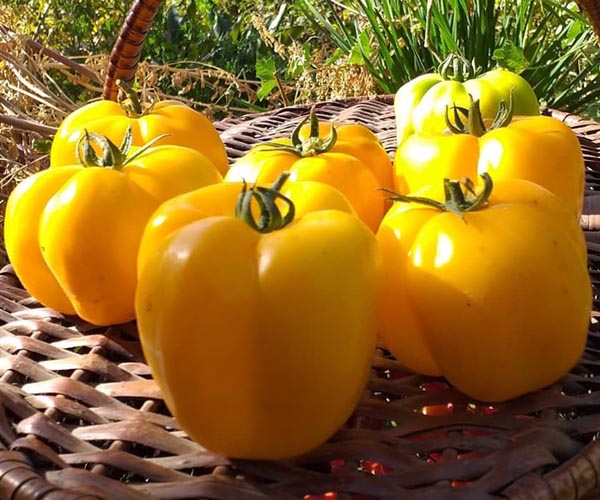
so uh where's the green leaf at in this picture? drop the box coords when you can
[348,30,372,65]
[33,138,52,154]
[256,58,279,100]
[566,19,584,44]
[492,42,529,73]
[325,47,345,65]
[348,45,363,65]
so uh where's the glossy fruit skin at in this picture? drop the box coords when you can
[297,120,394,193]
[376,179,591,402]
[394,68,540,143]
[224,144,384,232]
[135,182,381,459]
[394,115,585,219]
[137,180,356,273]
[50,99,229,175]
[4,144,222,326]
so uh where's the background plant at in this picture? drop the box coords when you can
[5,0,600,116]
[296,0,600,116]
[2,0,312,111]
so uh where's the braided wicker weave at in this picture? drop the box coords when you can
[3,1,600,499]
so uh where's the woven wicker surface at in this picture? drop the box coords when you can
[7,0,600,496]
[1,97,600,499]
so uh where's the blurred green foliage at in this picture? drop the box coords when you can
[4,0,600,118]
[5,0,265,70]
[299,0,600,117]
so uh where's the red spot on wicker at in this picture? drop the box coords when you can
[420,381,450,392]
[329,459,345,471]
[421,403,454,416]
[359,460,393,475]
[451,480,473,488]
[304,493,338,500]
[484,405,499,415]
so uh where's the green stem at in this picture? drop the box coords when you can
[270,171,290,192]
[76,130,125,169]
[117,79,145,117]
[381,188,447,212]
[235,172,295,233]
[438,53,477,82]
[385,173,494,219]
[461,174,493,212]
[263,107,337,158]
[445,91,514,137]
[467,99,487,137]
[75,125,167,170]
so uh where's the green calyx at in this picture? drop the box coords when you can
[235,172,296,233]
[75,125,168,170]
[445,91,514,137]
[116,79,154,118]
[385,172,493,219]
[438,53,478,83]
[263,107,337,157]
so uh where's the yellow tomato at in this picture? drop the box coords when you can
[377,175,591,402]
[224,112,386,232]
[135,178,381,459]
[51,96,229,175]
[394,66,540,143]
[5,133,222,325]
[394,113,585,220]
[298,120,393,193]
[137,179,356,274]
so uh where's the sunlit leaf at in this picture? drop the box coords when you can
[493,42,529,73]
[256,57,279,100]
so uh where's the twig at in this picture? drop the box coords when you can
[0,114,57,137]
[275,72,290,108]
[0,48,74,111]
[0,23,102,84]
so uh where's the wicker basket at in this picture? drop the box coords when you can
[3,2,600,498]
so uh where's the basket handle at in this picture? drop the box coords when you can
[576,0,600,39]
[102,0,164,101]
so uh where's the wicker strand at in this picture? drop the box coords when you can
[102,0,164,101]
[0,451,104,499]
